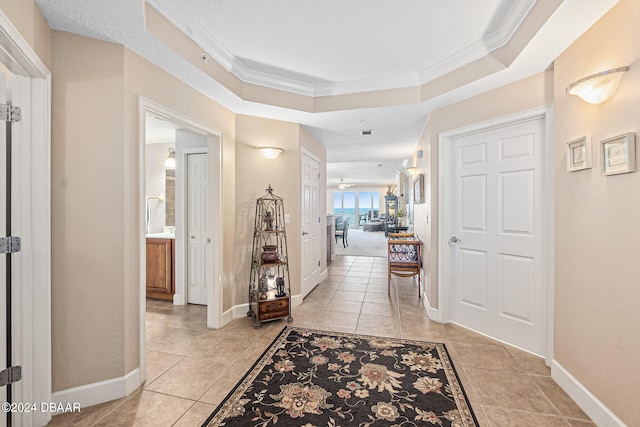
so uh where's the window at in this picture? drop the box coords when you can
[333,191,379,228]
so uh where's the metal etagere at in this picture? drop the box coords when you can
[247,185,293,328]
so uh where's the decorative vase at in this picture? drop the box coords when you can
[261,245,280,263]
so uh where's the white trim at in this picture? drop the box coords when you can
[291,293,303,307]
[223,303,250,325]
[551,360,626,427]
[52,368,140,410]
[138,98,225,391]
[147,0,535,98]
[0,9,52,427]
[423,293,443,323]
[438,105,554,359]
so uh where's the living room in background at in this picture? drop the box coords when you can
[333,191,380,228]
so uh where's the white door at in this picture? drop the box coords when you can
[301,151,321,298]
[186,153,209,305]
[450,118,547,355]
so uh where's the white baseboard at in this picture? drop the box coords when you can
[423,293,443,323]
[291,293,303,307]
[52,368,140,409]
[173,293,184,305]
[222,302,250,325]
[320,269,328,283]
[551,360,626,427]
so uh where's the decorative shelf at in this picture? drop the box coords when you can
[247,185,293,328]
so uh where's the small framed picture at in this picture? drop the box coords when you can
[566,136,591,172]
[413,173,424,204]
[601,133,636,175]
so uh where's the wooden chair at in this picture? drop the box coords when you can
[335,217,349,247]
[387,233,421,298]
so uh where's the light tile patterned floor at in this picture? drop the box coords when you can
[49,256,595,426]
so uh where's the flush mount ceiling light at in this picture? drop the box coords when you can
[257,146,284,159]
[164,147,176,169]
[565,66,629,104]
[360,130,374,136]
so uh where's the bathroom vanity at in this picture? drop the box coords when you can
[146,233,175,300]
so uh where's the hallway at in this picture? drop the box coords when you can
[49,256,594,426]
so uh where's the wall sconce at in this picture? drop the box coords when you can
[164,147,176,169]
[405,166,417,175]
[565,66,629,104]
[258,147,284,159]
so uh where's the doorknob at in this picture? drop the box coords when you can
[302,231,309,236]
[207,238,211,243]
[450,236,462,243]
[191,235,196,239]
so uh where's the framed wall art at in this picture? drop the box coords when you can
[566,136,591,172]
[413,173,424,204]
[601,132,636,176]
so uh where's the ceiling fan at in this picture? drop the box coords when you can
[338,178,354,189]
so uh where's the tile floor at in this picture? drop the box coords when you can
[49,255,595,426]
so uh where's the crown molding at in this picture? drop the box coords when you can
[147,0,538,97]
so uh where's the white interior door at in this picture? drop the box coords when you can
[301,151,321,298]
[450,118,547,355]
[186,153,208,305]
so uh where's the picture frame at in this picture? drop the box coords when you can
[601,132,636,176]
[413,173,424,204]
[566,136,591,172]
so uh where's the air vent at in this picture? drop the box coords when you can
[360,130,374,136]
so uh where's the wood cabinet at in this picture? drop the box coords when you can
[248,185,293,328]
[146,238,175,300]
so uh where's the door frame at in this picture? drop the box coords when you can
[138,98,223,384]
[0,10,52,427]
[182,149,209,306]
[438,105,555,362]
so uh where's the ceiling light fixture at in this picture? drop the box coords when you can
[164,147,176,169]
[360,130,374,136]
[338,178,353,189]
[565,66,629,104]
[405,166,417,175]
[257,146,284,159]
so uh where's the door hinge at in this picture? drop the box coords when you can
[0,236,21,254]
[0,104,21,122]
[318,260,321,267]
[0,366,22,387]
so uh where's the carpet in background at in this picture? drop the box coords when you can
[335,228,387,258]
[203,327,478,426]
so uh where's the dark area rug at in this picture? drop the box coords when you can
[203,327,478,426]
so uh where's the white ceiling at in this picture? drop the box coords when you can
[34,0,619,186]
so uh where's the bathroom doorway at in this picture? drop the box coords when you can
[139,98,223,382]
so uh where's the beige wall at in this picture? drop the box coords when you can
[415,71,553,306]
[234,115,313,301]
[51,31,127,391]
[554,0,640,424]
[50,30,238,391]
[123,49,237,315]
[0,0,50,68]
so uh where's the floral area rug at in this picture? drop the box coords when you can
[203,327,477,426]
